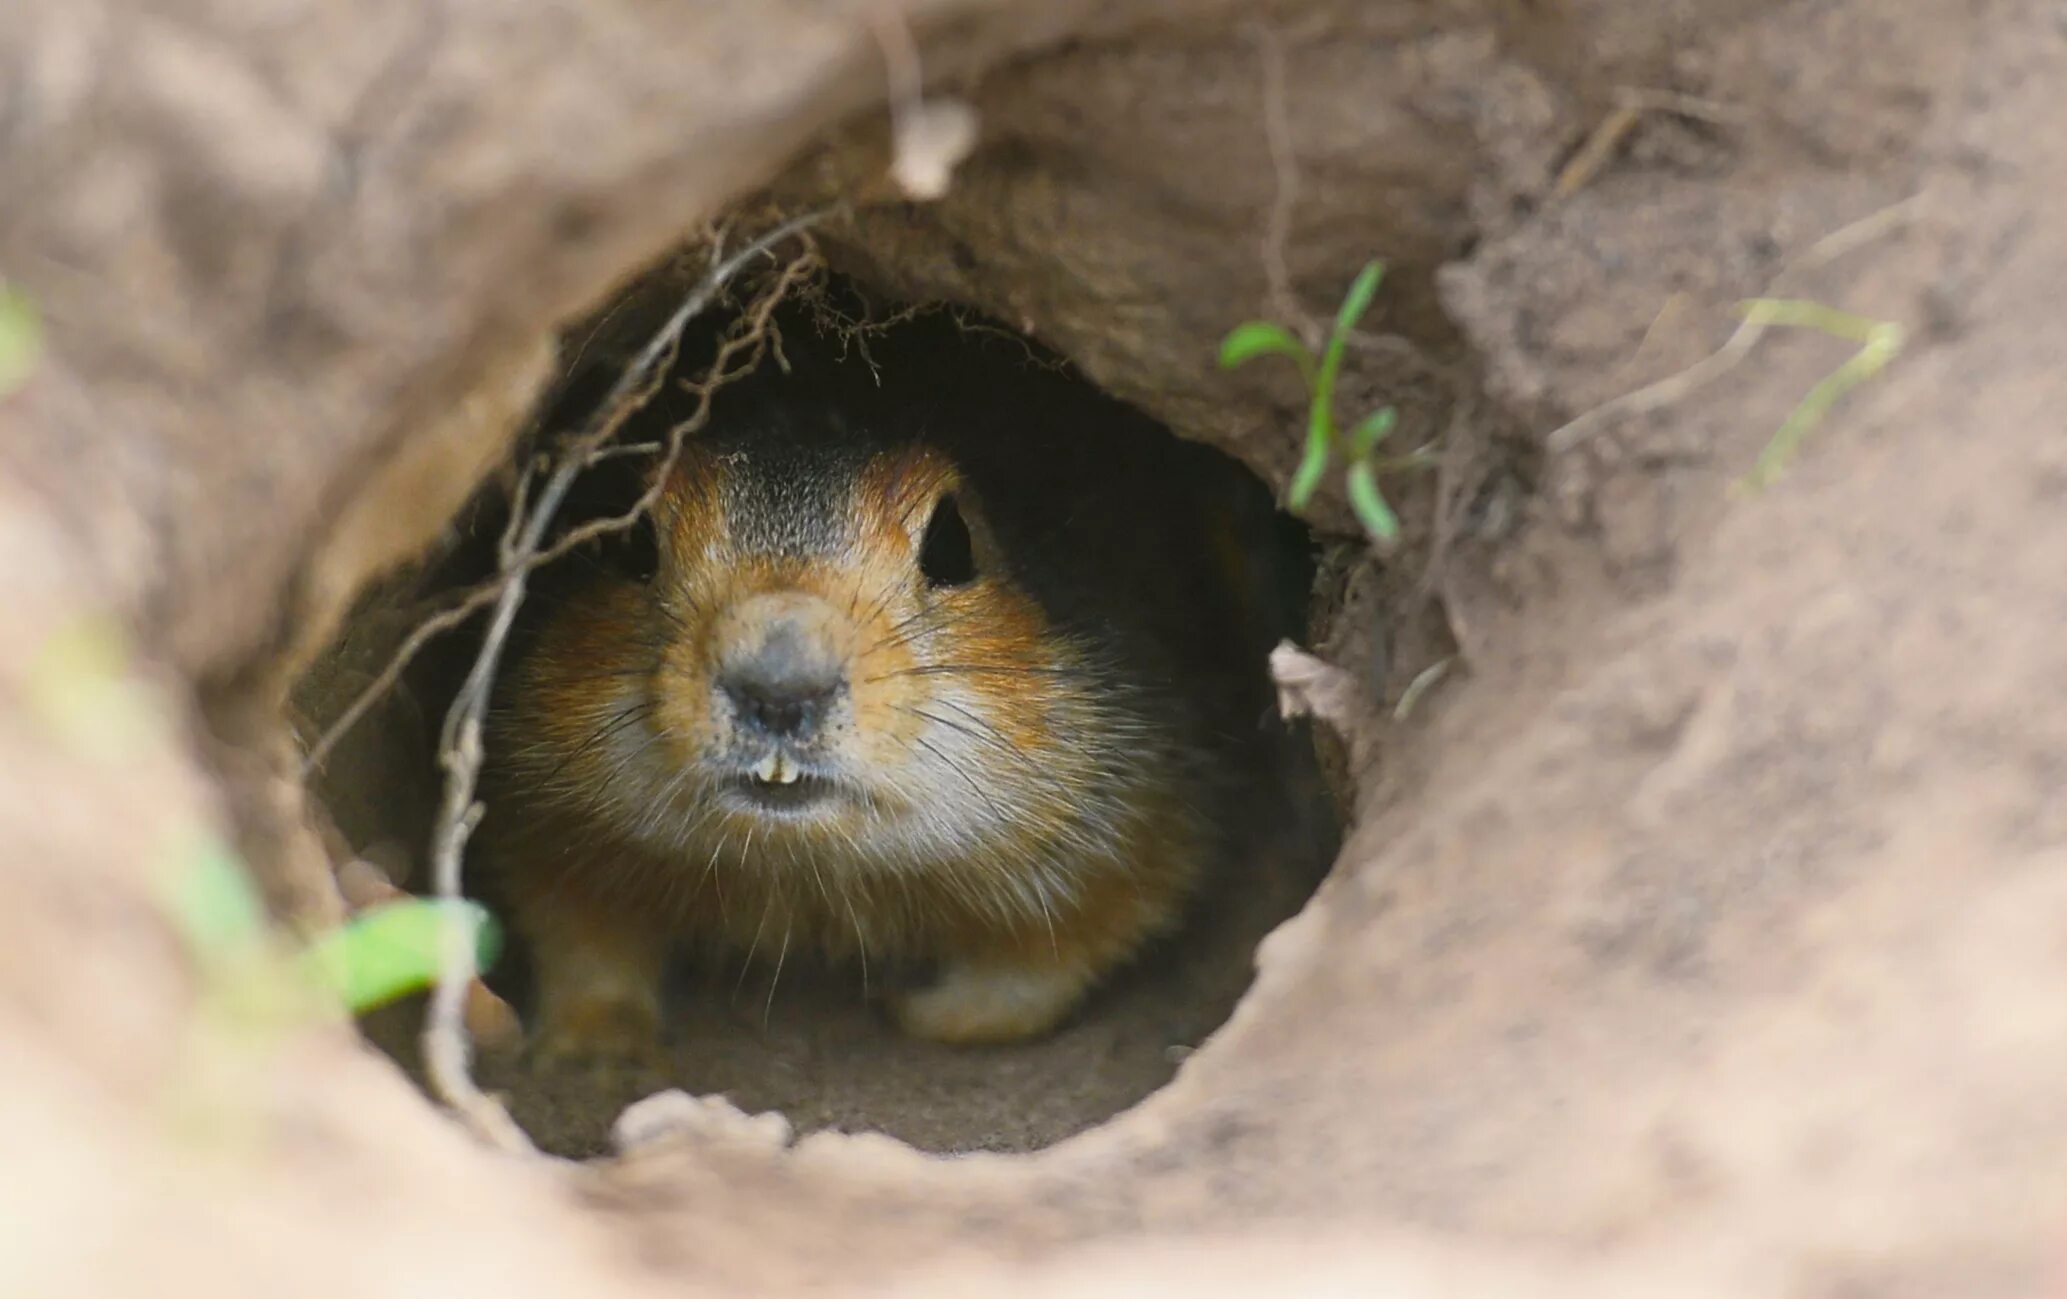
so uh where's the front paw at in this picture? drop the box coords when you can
[891,960,1092,1045]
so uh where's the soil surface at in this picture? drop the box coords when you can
[6,1,2067,1297]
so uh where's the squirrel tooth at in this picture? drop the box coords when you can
[751,754,780,783]
[772,755,799,785]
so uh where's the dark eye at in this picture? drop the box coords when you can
[918,493,978,588]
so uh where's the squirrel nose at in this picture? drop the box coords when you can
[718,621,843,740]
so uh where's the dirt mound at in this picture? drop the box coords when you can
[3,1,2065,1296]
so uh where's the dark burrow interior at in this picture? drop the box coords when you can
[312,268,1342,1158]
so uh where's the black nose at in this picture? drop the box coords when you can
[718,626,843,739]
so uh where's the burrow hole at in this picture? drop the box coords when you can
[305,265,1341,1158]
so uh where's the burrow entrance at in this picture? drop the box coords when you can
[271,0,1550,1164]
[306,263,1357,1157]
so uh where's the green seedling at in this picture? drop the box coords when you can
[0,284,42,400]
[158,834,498,1150]
[302,893,501,1014]
[25,616,163,760]
[165,835,500,1026]
[1219,261,1429,546]
[1735,298,1904,493]
[31,616,500,1021]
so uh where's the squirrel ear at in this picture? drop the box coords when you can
[918,492,977,588]
[919,487,1005,587]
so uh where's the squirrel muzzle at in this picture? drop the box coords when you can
[709,590,854,807]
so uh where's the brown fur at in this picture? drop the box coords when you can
[478,434,1211,1058]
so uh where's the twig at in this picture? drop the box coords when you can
[1392,656,1454,722]
[1783,190,1931,270]
[301,585,501,775]
[557,248,823,559]
[1552,103,1642,203]
[1542,303,1769,455]
[1553,86,1750,202]
[1543,191,1927,456]
[588,440,666,464]
[301,212,829,778]
[414,210,828,1148]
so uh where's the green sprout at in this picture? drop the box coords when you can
[302,894,500,1014]
[1218,261,1429,546]
[1735,298,1905,493]
[25,615,162,760]
[164,835,500,1026]
[0,284,42,400]
[158,835,498,1149]
[32,618,499,1022]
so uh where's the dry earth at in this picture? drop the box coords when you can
[3,1,2065,1296]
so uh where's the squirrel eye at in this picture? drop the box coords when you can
[918,493,978,589]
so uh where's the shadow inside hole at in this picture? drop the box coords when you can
[341,275,1339,1158]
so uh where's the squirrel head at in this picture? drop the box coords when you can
[633,405,1114,867]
